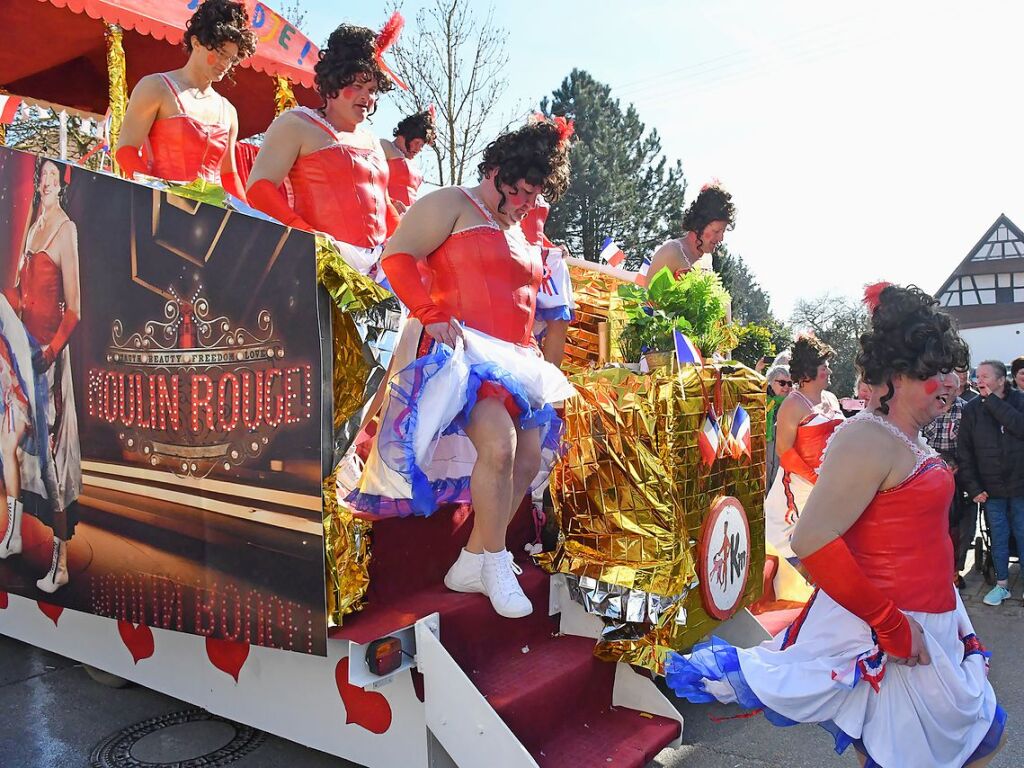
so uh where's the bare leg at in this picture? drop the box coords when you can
[0,417,26,558]
[541,320,569,367]
[508,426,542,525]
[464,398,517,554]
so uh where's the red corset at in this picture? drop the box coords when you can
[426,226,541,346]
[520,199,550,247]
[793,416,843,471]
[18,250,64,344]
[387,156,423,209]
[843,457,955,613]
[147,116,228,183]
[289,145,388,248]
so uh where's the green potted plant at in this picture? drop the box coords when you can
[617,267,735,368]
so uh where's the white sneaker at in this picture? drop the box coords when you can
[481,549,533,618]
[444,548,485,593]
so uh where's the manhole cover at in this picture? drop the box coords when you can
[90,708,265,767]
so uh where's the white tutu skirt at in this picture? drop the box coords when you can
[764,469,812,560]
[666,589,1003,768]
[344,319,576,518]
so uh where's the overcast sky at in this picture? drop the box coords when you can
[295,0,1023,318]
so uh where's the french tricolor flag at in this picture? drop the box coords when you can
[638,252,653,277]
[729,405,752,460]
[599,237,626,268]
[674,329,704,366]
[698,412,721,467]
[0,95,22,125]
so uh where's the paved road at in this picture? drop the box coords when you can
[1,566,1019,767]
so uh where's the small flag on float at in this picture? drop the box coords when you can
[698,411,722,467]
[728,405,752,460]
[674,329,704,366]
[599,237,627,268]
[0,95,22,125]
[638,251,653,277]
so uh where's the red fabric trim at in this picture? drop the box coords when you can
[34,0,317,88]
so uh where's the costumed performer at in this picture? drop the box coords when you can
[666,283,1004,768]
[382,107,436,214]
[640,182,734,285]
[345,119,577,618]
[246,14,405,280]
[764,334,844,562]
[0,158,83,593]
[114,0,255,200]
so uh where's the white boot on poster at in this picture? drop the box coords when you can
[36,536,69,593]
[0,497,22,559]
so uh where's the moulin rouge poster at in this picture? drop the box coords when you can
[0,148,330,655]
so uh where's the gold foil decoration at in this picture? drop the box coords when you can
[105,24,128,173]
[563,265,629,372]
[323,474,373,627]
[274,76,299,116]
[543,362,767,673]
[330,306,373,431]
[315,236,390,314]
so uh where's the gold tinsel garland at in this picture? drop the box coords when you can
[274,76,299,116]
[105,24,128,172]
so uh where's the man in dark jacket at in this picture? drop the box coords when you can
[958,359,1024,606]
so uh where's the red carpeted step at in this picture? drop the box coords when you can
[469,633,680,768]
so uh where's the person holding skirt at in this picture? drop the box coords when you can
[666,284,1005,768]
[345,119,576,618]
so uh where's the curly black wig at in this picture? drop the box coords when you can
[477,121,571,211]
[789,335,835,384]
[1011,355,1024,388]
[394,109,436,145]
[183,0,257,59]
[315,24,394,104]
[683,185,736,252]
[856,284,969,413]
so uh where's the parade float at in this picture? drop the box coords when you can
[0,2,771,766]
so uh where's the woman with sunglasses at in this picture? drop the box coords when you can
[114,0,256,200]
[764,364,792,486]
[764,335,845,563]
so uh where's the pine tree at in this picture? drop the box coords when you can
[540,70,687,263]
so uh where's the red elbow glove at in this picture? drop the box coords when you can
[115,145,149,180]
[221,171,247,203]
[385,199,401,237]
[381,252,448,326]
[780,447,818,484]
[801,537,912,658]
[34,309,79,372]
[247,179,311,230]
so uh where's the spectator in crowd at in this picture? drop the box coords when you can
[958,359,1024,605]
[959,367,979,402]
[764,364,791,487]
[922,382,968,587]
[1011,356,1024,390]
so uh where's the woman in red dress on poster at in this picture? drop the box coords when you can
[0,157,82,593]
[114,0,256,199]
[640,183,735,284]
[246,14,405,281]
[345,120,576,618]
[382,107,436,214]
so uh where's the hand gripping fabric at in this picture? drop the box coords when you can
[381,252,449,326]
[780,447,818,483]
[114,145,149,180]
[800,537,912,659]
[247,179,311,230]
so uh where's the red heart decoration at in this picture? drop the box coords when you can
[37,601,63,626]
[118,621,155,664]
[205,637,250,682]
[335,657,393,734]
[0,591,8,609]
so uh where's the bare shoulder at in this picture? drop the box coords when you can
[380,138,402,159]
[415,186,469,210]
[778,391,811,419]
[132,73,169,98]
[822,418,894,463]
